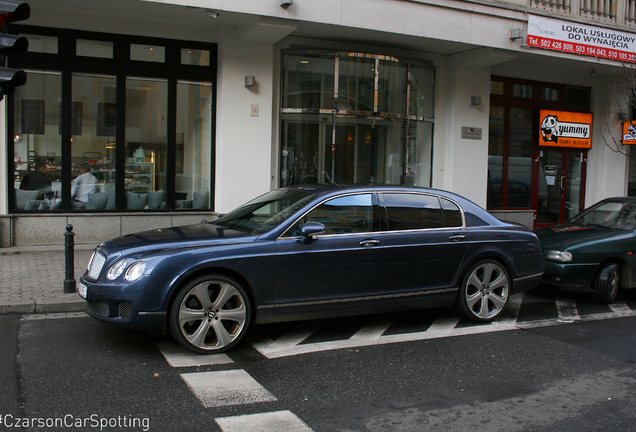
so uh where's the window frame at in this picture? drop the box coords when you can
[7,25,217,213]
[279,190,466,239]
[280,192,380,238]
[378,192,465,232]
[488,76,591,211]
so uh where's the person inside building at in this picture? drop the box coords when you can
[71,163,98,204]
[20,160,53,200]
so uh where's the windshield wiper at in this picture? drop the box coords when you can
[584,223,614,230]
[569,217,585,225]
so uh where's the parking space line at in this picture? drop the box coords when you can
[249,318,520,359]
[216,410,313,432]
[247,301,636,359]
[156,341,311,430]
[157,341,234,367]
[181,369,278,408]
[609,300,632,313]
[349,315,395,341]
[555,296,580,322]
[425,313,461,336]
[499,293,523,324]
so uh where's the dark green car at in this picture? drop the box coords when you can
[534,197,636,303]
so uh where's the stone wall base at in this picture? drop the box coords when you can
[1,213,218,247]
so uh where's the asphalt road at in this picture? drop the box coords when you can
[1,307,636,432]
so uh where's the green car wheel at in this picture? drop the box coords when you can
[594,263,619,304]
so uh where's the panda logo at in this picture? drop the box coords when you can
[624,122,636,141]
[541,115,559,143]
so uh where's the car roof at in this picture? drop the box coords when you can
[601,196,636,202]
[279,183,496,222]
[284,183,459,197]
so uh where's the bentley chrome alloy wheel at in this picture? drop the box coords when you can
[457,260,509,322]
[169,275,250,353]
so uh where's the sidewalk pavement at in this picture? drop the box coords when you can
[0,244,97,314]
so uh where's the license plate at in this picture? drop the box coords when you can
[78,282,88,299]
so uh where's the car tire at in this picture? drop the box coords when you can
[455,259,510,323]
[169,274,251,354]
[594,263,619,304]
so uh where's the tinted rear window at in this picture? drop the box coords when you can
[383,193,444,230]
[441,198,463,227]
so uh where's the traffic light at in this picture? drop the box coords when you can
[0,0,29,99]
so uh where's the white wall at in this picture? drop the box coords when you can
[435,63,491,208]
[214,29,275,212]
[586,75,630,205]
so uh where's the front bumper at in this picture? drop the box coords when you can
[541,261,598,291]
[79,274,172,331]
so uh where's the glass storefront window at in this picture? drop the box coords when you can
[338,54,375,112]
[181,48,209,66]
[76,40,113,59]
[486,106,532,209]
[130,44,165,63]
[487,106,504,208]
[14,71,62,210]
[489,78,591,219]
[282,55,334,110]
[280,114,321,185]
[541,87,560,101]
[125,77,167,210]
[409,65,435,119]
[507,108,533,208]
[491,81,504,95]
[566,86,591,107]
[281,51,434,189]
[71,73,116,209]
[23,34,57,54]
[406,121,433,186]
[513,84,532,98]
[377,56,406,114]
[176,80,213,210]
[9,30,216,213]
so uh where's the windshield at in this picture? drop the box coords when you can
[572,201,636,230]
[214,189,316,234]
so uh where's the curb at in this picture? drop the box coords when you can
[0,296,86,315]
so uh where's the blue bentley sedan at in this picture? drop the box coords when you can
[79,185,544,353]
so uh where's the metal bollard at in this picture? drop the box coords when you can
[63,224,76,294]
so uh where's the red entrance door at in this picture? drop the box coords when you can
[533,148,587,228]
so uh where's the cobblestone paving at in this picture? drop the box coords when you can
[0,246,95,313]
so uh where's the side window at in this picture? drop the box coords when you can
[441,198,463,227]
[286,194,373,236]
[384,193,444,230]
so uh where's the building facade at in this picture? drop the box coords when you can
[1,0,635,246]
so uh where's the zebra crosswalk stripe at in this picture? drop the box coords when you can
[215,411,313,432]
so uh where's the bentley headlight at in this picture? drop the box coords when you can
[546,250,573,262]
[125,261,146,281]
[107,259,127,280]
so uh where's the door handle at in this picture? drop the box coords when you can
[360,239,380,247]
[449,234,466,242]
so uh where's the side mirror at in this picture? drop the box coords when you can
[299,222,325,244]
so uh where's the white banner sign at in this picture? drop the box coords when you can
[527,15,636,63]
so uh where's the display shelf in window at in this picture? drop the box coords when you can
[125,162,154,193]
